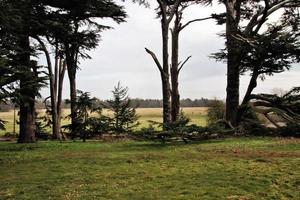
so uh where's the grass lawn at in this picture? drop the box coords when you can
[0,107,208,135]
[0,137,299,199]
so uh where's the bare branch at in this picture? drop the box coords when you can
[145,48,163,73]
[180,17,213,31]
[178,56,192,73]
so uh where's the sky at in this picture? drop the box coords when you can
[40,1,300,100]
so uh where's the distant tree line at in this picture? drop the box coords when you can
[0,98,217,111]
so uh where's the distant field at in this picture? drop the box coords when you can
[0,107,208,135]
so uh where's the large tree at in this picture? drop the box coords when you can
[42,0,126,137]
[216,0,300,126]
[145,0,184,126]
[0,0,47,143]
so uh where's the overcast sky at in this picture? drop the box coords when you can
[40,1,300,100]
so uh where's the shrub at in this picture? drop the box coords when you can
[207,99,225,125]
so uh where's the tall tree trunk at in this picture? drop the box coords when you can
[171,19,180,122]
[161,18,171,125]
[18,35,36,143]
[56,59,66,140]
[67,62,78,138]
[224,0,241,126]
[36,37,60,140]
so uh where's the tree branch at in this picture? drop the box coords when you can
[180,17,213,31]
[145,48,163,73]
[178,56,191,73]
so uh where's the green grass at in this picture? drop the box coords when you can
[0,137,299,199]
[0,107,208,135]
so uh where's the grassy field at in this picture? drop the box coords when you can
[0,107,208,135]
[0,137,299,199]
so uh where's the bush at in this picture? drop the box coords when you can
[86,116,113,136]
[207,99,225,125]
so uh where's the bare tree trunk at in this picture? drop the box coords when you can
[56,59,66,140]
[224,0,241,127]
[18,35,36,143]
[171,16,180,122]
[36,37,60,140]
[161,17,171,126]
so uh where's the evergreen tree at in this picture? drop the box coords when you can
[107,83,139,133]
[213,0,300,126]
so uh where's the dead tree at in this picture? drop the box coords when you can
[170,3,212,121]
[145,0,183,126]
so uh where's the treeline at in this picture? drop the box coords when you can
[0,98,217,111]
[130,98,216,108]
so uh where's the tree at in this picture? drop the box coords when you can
[0,0,47,143]
[170,2,213,121]
[73,90,97,142]
[238,22,300,121]
[106,82,139,133]
[145,0,183,126]
[35,37,67,140]
[214,0,300,126]
[44,0,126,137]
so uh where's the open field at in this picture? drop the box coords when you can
[0,137,299,199]
[0,107,208,135]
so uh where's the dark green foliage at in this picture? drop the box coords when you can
[86,115,113,136]
[106,82,139,133]
[277,123,300,138]
[0,119,5,131]
[35,114,51,140]
[207,99,225,125]
[64,90,99,141]
[137,111,231,144]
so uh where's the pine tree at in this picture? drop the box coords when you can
[107,83,139,133]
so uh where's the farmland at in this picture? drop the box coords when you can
[0,107,208,135]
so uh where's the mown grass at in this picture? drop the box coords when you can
[0,137,299,199]
[0,107,208,135]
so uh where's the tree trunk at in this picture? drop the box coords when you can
[171,13,180,122]
[224,0,241,126]
[66,60,78,138]
[241,72,259,106]
[161,18,171,126]
[56,59,66,140]
[237,71,259,123]
[37,37,60,140]
[17,35,36,143]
